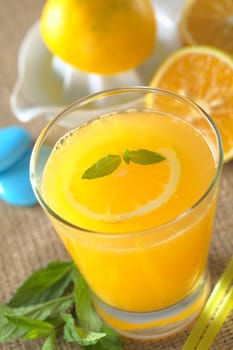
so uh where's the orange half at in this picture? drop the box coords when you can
[148,46,233,162]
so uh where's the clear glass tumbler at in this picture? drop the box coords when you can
[30,87,223,339]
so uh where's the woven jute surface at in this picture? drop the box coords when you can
[0,1,233,349]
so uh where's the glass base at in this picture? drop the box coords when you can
[93,273,210,340]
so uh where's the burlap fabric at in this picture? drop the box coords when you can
[0,1,233,349]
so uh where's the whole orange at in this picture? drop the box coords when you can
[40,0,156,75]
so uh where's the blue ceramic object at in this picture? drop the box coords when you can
[0,126,32,173]
[0,148,37,206]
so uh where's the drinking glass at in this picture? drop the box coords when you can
[30,87,223,339]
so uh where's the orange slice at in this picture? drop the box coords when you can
[148,46,233,162]
[179,0,233,55]
[67,148,180,222]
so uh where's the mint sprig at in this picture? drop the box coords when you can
[82,149,166,179]
[0,261,123,349]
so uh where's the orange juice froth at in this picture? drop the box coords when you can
[42,110,217,312]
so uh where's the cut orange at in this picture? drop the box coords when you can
[67,148,180,222]
[179,0,233,55]
[148,46,233,162]
[40,0,156,74]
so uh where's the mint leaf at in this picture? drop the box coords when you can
[63,313,105,346]
[0,296,73,343]
[6,315,54,339]
[8,261,74,307]
[123,149,166,165]
[0,305,26,343]
[86,326,123,350]
[73,273,123,350]
[74,273,102,331]
[42,333,56,350]
[81,155,121,179]
[15,295,73,320]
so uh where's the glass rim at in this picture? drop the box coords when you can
[30,86,224,238]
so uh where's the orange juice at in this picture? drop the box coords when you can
[41,109,217,317]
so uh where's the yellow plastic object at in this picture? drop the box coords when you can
[182,257,233,350]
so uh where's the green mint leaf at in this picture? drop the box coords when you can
[0,296,73,343]
[73,272,123,349]
[6,315,54,339]
[85,326,123,350]
[8,261,74,307]
[123,149,166,165]
[73,272,102,332]
[15,295,74,320]
[0,304,12,314]
[0,305,26,343]
[62,313,106,346]
[42,333,56,350]
[81,155,121,179]
[0,317,25,343]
